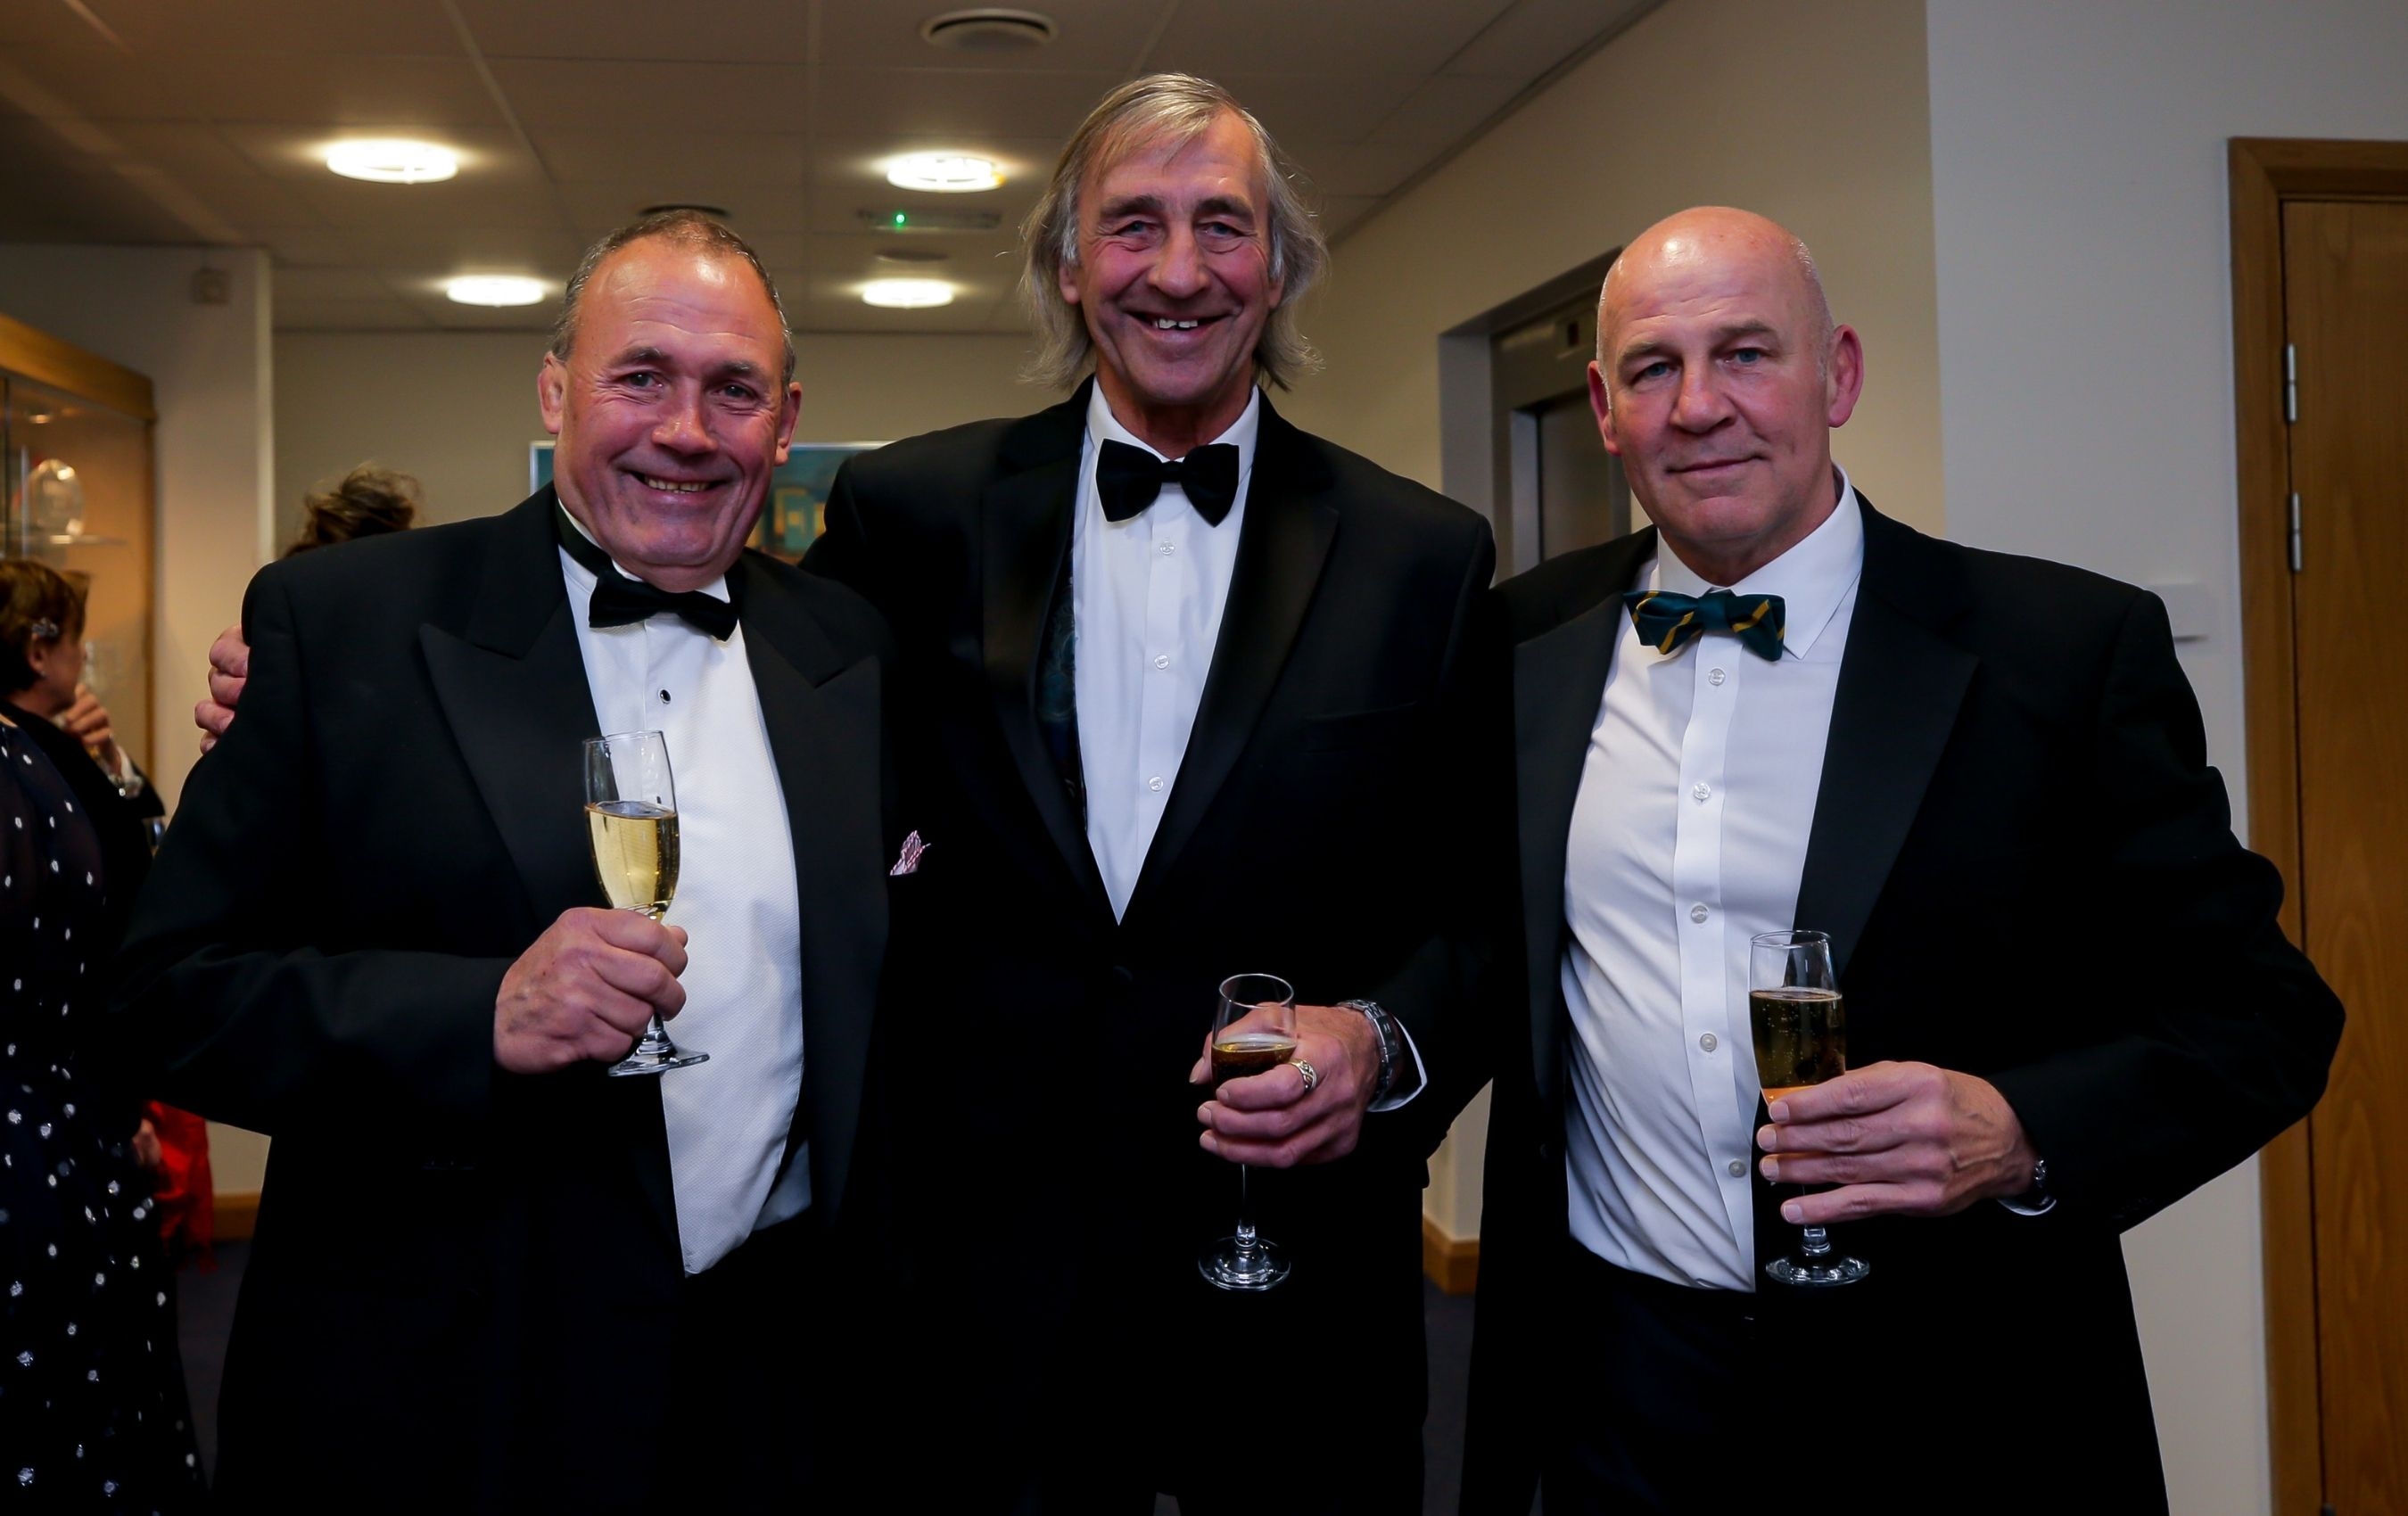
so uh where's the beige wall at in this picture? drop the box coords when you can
[1926,4,2408,1512]
[1283,0,1944,536]
[1282,0,1942,1243]
[275,328,1042,541]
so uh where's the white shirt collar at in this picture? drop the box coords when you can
[556,501,732,606]
[1650,464,1864,658]
[1084,383,1262,473]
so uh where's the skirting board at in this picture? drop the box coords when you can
[1422,1215,1480,1295]
[214,1191,260,1242]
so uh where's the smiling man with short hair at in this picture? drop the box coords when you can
[116,210,898,1511]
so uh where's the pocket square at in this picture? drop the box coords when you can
[889,830,929,877]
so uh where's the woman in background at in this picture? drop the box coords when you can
[284,461,418,557]
[1,557,206,1506]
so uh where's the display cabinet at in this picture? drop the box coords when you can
[0,311,155,772]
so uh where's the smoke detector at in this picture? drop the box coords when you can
[920,8,1057,51]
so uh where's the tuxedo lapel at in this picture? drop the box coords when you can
[1794,502,1977,979]
[1514,531,1653,1113]
[419,490,605,932]
[1129,400,1338,916]
[733,556,886,1221]
[419,490,679,1256]
[982,398,1114,924]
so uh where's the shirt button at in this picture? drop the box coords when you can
[1691,782,1711,803]
[1689,904,1710,924]
[1158,540,1176,555]
[1708,667,1727,686]
[1699,1033,1719,1052]
[1152,654,1170,670]
[1728,1158,1747,1178]
[1148,776,1165,792]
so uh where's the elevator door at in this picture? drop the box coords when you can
[1492,294,1633,570]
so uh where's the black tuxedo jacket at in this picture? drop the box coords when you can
[807,383,1505,1499]
[1466,497,2341,1513]
[111,490,898,1511]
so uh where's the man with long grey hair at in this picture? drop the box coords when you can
[809,72,1504,1511]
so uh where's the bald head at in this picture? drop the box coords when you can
[1584,204,1864,587]
[1598,208,1834,374]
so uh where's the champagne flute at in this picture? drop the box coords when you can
[1197,973,1297,1292]
[1749,929,1868,1287]
[584,730,708,1077]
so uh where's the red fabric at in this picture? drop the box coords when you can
[143,1101,215,1268]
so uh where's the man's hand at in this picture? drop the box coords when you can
[1191,1003,1381,1168]
[495,908,689,1075]
[57,685,120,769]
[194,622,248,754]
[1757,1061,2041,1224]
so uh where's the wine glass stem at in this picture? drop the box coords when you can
[1234,1165,1259,1262]
[1799,1223,1832,1259]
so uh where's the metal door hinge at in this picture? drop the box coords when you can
[2289,493,2304,573]
[2286,344,2298,423]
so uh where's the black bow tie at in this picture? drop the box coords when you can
[1096,440,1240,525]
[555,504,739,640]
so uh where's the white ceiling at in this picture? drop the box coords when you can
[0,0,1656,333]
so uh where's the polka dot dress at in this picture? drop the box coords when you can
[1,721,205,1510]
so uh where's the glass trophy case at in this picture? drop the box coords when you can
[0,312,156,776]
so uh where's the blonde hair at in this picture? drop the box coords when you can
[1020,73,1328,391]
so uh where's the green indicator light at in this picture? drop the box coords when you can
[893,211,908,227]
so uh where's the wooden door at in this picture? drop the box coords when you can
[2285,197,2408,1514]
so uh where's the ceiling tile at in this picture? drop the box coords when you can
[92,0,466,56]
[0,169,203,243]
[819,0,1173,73]
[170,174,328,232]
[1360,72,1527,156]
[556,181,811,237]
[1445,0,1660,77]
[454,0,812,64]
[1299,142,1429,200]
[811,68,1123,142]
[0,44,192,120]
[170,53,505,128]
[274,266,402,301]
[1210,72,1422,148]
[1315,194,1385,242]
[1146,0,1517,79]
[489,59,811,135]
[0,3,116,48]
[532,130,807,186]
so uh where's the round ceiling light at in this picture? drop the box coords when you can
[326,139,459,185]
[445,276,548,308]
[920,8,1056,51]
[861,278,955,309]
[885,152,1002,193]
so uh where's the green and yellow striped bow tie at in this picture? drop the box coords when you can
[1623,589,1786,661]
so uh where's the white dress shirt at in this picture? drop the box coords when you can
[1561,474,1865,1290]
[1068,387,1425,1107]
[560,523,810,1275]
[1072,383,1258,920]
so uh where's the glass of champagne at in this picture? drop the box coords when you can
[1197,973,1298,1292]
[1749,929,1868,1287]
[583,730,708,1077]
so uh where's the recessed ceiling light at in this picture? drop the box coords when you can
[326,139,459,185]
[886,153,1003,193]
[445,276,548,308]
[862,278,955,309]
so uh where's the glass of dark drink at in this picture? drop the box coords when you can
[1198,972,1298,1292]
[1749,929,1868,1287]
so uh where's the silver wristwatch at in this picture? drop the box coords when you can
[1998,1156,2057,1216]
[1337,999,1398,1104]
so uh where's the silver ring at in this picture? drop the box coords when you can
[1293,1058,1319,1093]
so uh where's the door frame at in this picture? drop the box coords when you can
[2229,135,2408,1516]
